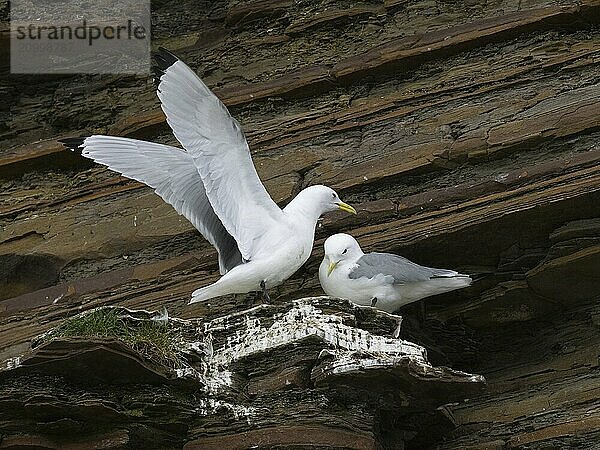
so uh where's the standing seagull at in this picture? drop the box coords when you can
[61,48,356,304]
[319,234,471,314]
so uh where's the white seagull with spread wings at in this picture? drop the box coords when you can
[61,48,356,304]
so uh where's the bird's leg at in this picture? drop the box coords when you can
[370,297,378,308]
[260,280,271,303]
[418,301,427,327]
[392,316,403,339]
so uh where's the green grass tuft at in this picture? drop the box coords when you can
[54,308,123,338]
[123,321,180,368]
[50,308,182,368]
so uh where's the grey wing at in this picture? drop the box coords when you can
[61,135,242,275]
[349,252,462,285]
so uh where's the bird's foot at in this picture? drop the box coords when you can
[371,297,378,308]
[418,301,426,327]
[260,280,271,303]
[392,316,403,339]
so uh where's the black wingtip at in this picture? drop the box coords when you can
[152,66,164,88]
[152,47,180,87]
[59,136,87,154]
[155,47,179,68]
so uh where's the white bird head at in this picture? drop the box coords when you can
[293,185,357,216]
[323,233,363,276]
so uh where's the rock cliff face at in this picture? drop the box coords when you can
[1,0,599,448]
[1,300,485,449]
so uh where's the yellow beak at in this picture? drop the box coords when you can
[327,261,338,277]
[336,201,357,215]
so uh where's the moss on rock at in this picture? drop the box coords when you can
[47,308,182,369]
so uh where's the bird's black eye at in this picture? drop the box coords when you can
[332,192,336,198]
[342,248,347,254]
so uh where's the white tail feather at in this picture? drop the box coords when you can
[189,281,226,304]
[431,275,472,292]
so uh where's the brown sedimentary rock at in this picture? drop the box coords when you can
[1,0,599,447]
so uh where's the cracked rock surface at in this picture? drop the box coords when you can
[0,299,484,449]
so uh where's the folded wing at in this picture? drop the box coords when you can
[60,136,242,274]
[154,48,284,261]
[349,252,466,285]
